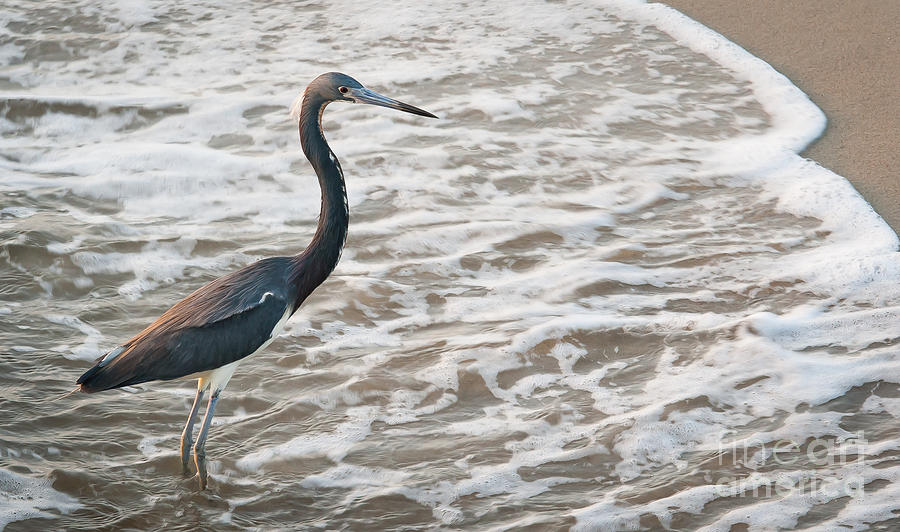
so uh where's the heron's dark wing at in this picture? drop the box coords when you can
[77,258,294,392]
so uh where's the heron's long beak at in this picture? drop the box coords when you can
[352,87,438,119]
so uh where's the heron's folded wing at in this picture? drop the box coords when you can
[77,292,290,392]
[165,291,290,375]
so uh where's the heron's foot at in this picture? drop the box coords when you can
[180,436,194,476]
[181,387,205,477]
[192,389,218,490]
[194,447,208,490]
[181,455,193,476]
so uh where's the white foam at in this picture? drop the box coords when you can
[300,463,411,490]
[45,314,104,361]
[0,469,81,530]
[236,406,379,471]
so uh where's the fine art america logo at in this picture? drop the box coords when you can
[711,432,868,499]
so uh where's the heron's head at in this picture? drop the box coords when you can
[294,72,437,119]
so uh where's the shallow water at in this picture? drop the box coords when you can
[2,1,900,530]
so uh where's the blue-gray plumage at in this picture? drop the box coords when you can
[75,72,437,489]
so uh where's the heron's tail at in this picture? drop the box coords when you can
[76,361,103,391]
[76,345,128,393]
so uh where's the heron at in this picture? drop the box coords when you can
[75,72,437,489]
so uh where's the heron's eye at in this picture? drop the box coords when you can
[338,86,349,94]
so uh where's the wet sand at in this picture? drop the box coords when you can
[661,0,900,234]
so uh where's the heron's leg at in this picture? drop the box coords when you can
[180,386,206,475]
[192,389,220,490]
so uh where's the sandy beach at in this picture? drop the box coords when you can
[661,0,900,234]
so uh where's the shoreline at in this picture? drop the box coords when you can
[659,0,900,235]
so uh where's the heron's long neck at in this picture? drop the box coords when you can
[290,95,349,307]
